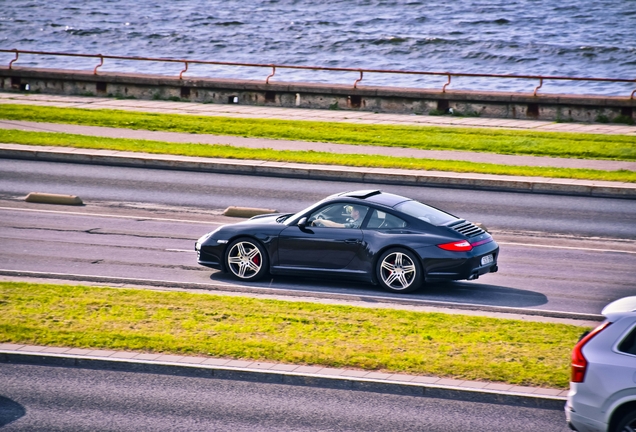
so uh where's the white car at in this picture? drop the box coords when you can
[566,296,636,432]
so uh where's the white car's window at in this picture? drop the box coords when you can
[618,324,636,355]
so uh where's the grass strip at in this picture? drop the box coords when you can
[0,281,585,388]
[2,103,636,160]
[2,129,635,183]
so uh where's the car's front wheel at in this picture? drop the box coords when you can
[376,248,423,293]
[225,238,268,281]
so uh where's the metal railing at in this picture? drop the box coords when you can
[2,48,635,99]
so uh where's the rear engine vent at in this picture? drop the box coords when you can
[449,220,484,238]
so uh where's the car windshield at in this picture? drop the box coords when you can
[276,214,293,223]
[285,201,327,225]
[395,200,458,226]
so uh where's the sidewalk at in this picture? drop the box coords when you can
[0,342,567,409]
[2,91,635,136]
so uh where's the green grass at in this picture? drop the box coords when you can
[2,129,635,183]
[0,281,586,388]
[2,103,636,160]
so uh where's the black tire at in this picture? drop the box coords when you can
[224,237,269,281]
[615,410,636,432]
[375,248,423,293]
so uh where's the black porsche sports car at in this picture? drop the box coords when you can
[195,190,499,293]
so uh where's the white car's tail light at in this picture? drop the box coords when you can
[571,321,612,383]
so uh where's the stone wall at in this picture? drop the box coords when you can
[1,66,634,123]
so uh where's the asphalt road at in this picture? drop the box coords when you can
[2,158,636,238]
[1,159,635,315]
[0,363,570,432]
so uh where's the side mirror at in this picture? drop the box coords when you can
[297,217,308,227]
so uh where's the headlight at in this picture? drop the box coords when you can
[196,232,213,246]
[195,226,226,249]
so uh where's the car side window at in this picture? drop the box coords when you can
[367,209,407,230]
[618,324,636,355]
[308,203,369,229]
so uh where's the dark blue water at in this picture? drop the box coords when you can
[1,0,635,95]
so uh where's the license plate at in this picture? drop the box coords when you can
[481,254,494,266]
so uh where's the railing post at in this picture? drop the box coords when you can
[354,70,363,89]
[266,65,276,84]
[179,61,188,79]
[8,49,19,69]
[93,54,104,75]
[442,74,451,92]
[533,77,543,96]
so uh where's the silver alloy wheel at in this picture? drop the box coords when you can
[227,241,263,279]
[379,251,417,290]
[617,411,636,432]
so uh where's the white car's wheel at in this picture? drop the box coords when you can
[615,410,636,432]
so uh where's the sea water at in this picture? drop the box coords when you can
[1,0,634,95]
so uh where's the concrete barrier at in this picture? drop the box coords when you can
[224,206,278,218]
[25,192,83,205]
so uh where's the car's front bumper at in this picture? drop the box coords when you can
[195,237,226,271]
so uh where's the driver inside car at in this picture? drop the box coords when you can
[311,205,367,228]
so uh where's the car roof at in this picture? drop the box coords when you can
[602,296,636,321]
[337,190,410,208]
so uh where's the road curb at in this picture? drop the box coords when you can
[0,269,604,322]
[1,144,635,199]
[0,350,566,410]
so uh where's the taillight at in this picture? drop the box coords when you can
[437,240,473,252]
[571,321,611,383]
[470,237,493,247]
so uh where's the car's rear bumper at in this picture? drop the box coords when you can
[565,410,605,432]
[423,243,499,282]
[424,261,498,282]
[565,392,607,432]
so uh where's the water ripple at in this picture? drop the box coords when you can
[0,0,634,95]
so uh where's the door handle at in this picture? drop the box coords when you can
[344,239,361,244]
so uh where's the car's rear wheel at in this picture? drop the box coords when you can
[225,238,268,281]
[376,248,423,293]
[615,410,636,432]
